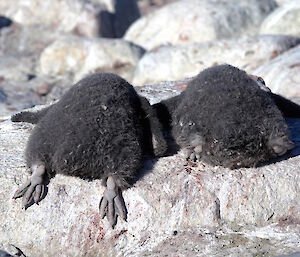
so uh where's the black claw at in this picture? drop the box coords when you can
[99,196,108,219]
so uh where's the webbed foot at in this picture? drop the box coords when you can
[184,145,203,162]
[99,176,127,228]
[13,162,46,209]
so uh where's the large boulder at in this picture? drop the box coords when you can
[0,82,299,256]
[0,55,36,82]
[0,77,58,116]
[0,0,140,38]
[38,36,145,83]
[260,0,300,37]
[0,24,61,57]
[125,0,277,50]
[254,45,300,99]
[132,35,300,86]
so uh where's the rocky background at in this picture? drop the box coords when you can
[0,0,300,256]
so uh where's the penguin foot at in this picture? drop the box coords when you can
[99,176,127,228]
[13,162,46,209]
[184,145,203,162]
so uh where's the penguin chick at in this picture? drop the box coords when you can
[154,64,295,168]
[11,73,167,228]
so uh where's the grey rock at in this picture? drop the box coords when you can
[38,35,145,83]
[137,78,193,104]
[260,0,300,37]
[125,0,277,50]
[254,45,300,98]
[45,79,75,102]
[276,253,300,257]
[0,24,61,57]
[133,35,300,86]
[0,55,37,82]
[0,77,57,116]
[0,85,299,256]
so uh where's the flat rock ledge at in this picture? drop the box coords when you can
[0,111,299,256]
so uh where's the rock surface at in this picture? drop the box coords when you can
[125,0,277,50]
[254,45,300,98]
[132,35,300,86]
[0,86,299,256]
[260,0,300,37]
[38,35,145,83]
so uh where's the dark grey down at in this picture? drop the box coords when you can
[12,73,167,188]
[154,64,296,168]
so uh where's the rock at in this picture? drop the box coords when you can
[38,35,145,83]
[254,45,300,98]
[45,79,75,102]
[137,79,193,104]
[0,55,37,82]
[0,25,64,87]
[0,0,139,38]
[260,1,300,37]
[138,0,176,16]
[0,24,61,57]
[124,0,277,50]
[0,16,12,30]
[0,84,299,256]
[133,35,300,86]
[275,0,292,6]
[36,82,52,96]
[276,253,300,257]
[0,77,58,116]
